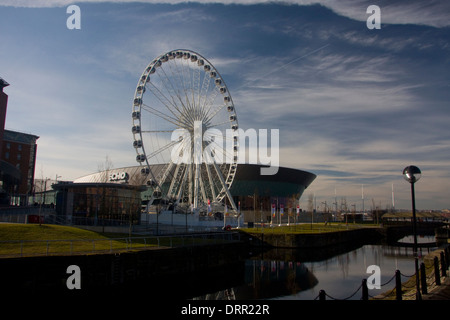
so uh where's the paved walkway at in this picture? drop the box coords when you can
[422,276,450,300]
[420,245,450,300]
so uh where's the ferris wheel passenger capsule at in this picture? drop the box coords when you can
[132,125,141,134]
[147,179,157,187]
[132,111,140,119]
[133,140,143,148]
[133,98,142,106]
[136,154,146,162]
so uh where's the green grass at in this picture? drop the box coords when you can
[0,223,233,257]
[240,222,380,234]
[0,223,158,257]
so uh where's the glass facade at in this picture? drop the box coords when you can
[54,183,143,226]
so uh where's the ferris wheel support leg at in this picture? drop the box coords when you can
[211,161,238,213]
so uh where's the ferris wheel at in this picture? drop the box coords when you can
[132,49,239,212]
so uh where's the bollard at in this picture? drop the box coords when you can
[420,262,427,295]
[440,252,447,277]
[445,247,450,268]
[362,279,368,300]
[434,256,441,286]
[395,270,402,301]
[319,290,326,301]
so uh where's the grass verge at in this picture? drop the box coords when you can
[240,222,379,234]
[0,223,155,257]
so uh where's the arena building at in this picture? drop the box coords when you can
[52,164,316,226]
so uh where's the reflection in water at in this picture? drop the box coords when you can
[193,238,438,300]
[194,259,318,300]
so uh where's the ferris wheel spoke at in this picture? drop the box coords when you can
[146,80,184,120]
[157,64,191,117]
[141,130,174,133]
[183,65,203,123]
[145,139,180,161]
[198,66,211,110]
[205,139,236,166]
[200,87,220,121]
[141,103,186,128]
[205,104,228,124]
[172,58,195,116]
[206,119,233,129]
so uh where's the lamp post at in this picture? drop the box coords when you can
[403,165,421,300]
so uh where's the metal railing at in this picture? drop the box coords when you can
[315,246,450,300]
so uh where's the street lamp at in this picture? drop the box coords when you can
[403,165,421,300]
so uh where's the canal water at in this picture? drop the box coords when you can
[193,235,437,300]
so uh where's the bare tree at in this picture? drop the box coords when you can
[97,155,114,183]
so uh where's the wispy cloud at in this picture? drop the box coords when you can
[2,0,450,28]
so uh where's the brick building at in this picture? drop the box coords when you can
[0,77,39,206]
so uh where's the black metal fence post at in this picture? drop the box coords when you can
[362,279,368,300]
[445,246,450,267]
[395,270,402,301]
[420,262,427,295]
[440,251,447,277]
[434,256,441,286]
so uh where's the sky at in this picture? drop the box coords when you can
[0,0,449,210]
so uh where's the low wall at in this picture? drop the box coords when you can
[244,227,383,248]
[0,242,247,297]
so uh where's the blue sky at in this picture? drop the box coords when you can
[0,0,449,210]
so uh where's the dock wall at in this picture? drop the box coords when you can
[0,242,247,297]
[243,227,384,248]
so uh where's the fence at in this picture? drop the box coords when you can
[0,207,55,224]
[0,232,241,258]
[315,245,450,300]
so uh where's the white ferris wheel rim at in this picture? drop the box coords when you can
[131,49,239,210]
